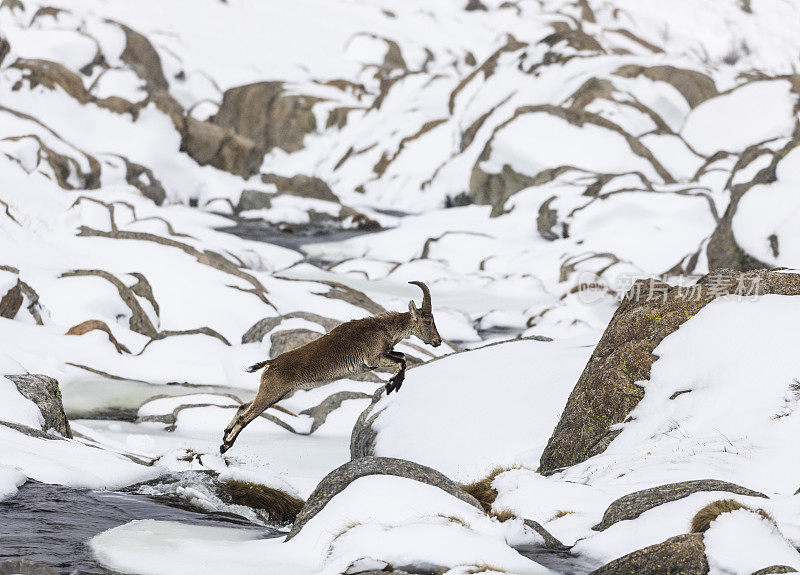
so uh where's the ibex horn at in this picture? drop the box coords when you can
[408,281,432,313]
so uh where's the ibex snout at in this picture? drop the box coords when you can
[408,280,442,347]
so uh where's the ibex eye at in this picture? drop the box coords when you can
[425,321,431,325]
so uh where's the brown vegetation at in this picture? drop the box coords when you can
[460,466,519,512]
[218,480,304,524]
[690,499,775,534]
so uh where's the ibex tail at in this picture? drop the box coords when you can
[244,359,271,373]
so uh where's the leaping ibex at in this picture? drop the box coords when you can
[221,281,441,453]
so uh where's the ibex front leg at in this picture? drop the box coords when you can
[375,350,406,394]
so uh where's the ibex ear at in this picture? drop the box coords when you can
[408,300,419,320]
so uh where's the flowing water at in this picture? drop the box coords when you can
[216,217,377,251]
[0,377,271,574]
[519,546,600,575]
[0,482,279,574]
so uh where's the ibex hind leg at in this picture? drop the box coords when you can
[220,379,289,453]
[224,401,251,435]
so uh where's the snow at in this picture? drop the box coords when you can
[137,394,240,418]
[0,425,158,490]
[92,475,552,575]
[484,112,658,181]
[2,0,800,571]
[363,337,594,482]
[733,146,800,268]
[681,80,797,155]
[561,295,800,494]
[0,465,27,502]
[0,376,44,430]
[571,492,768,565]
[485,294,800,565]
[704,510,800,575]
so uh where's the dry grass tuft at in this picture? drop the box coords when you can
[457,565,505,574]
[219,480,305,524]
[690,499,775,534]
[551,509,574,520]
[490,508,515,522]
[437,514,470,528]
[460,465,523,512]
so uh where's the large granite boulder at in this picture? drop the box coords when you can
[268,328,323,358]
[5,374,71,438]
[261,173,337,202]
[0,560,59,575]
[613,65,717,108]
[589,533,708,575]
[286,456,482,539]
[349,387,386,459]
[241,311,340,344]
[180,117,264,178]
[237,189,273,212]
[211,81,318,154]
[539,268,800,473]
[593,480,767,531]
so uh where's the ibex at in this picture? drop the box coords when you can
[221,281,441,453]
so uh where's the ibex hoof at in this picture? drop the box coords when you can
[220,442,231,454]
[385,383,395,394]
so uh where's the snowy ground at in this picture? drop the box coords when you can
[2,0,800,573]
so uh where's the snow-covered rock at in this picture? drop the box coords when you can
[4,374,71,438]
[540,268,800,473]
[2,0,800,571]
[286,456,483,538]
[351,336,592,482]
[589,533,708,575]
[92,472,551,575]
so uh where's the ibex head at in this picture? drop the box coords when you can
[408,281,442,347]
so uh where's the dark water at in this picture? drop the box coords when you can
[216,218,378,251]
[0,482,278,575]
[519,545,600,575]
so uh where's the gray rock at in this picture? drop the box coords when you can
[523,519,568,550]
[137,399,300,435]
[469,161,536,216]
[536,195,560,241]
[237,189,273,212]
[613,65,717,108]
[751,567,798,575]
[241,312,341,344]
[593,480,767,531]
[589,533,708,575]
[539,268,800,473]
[315,280,388,315]
[350,386,387,459]
[286,456,483,539]
[0,560,59,575]
[0,419,64,440]
[180,116,264,178]
[706,159,779,271]
[5,374,71,438]
[121,157,167,205]
[300,390,372,433]
[212,81,318,154]
[261,173,337,203]
[0,281,22,319]
[269,328,323,358]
